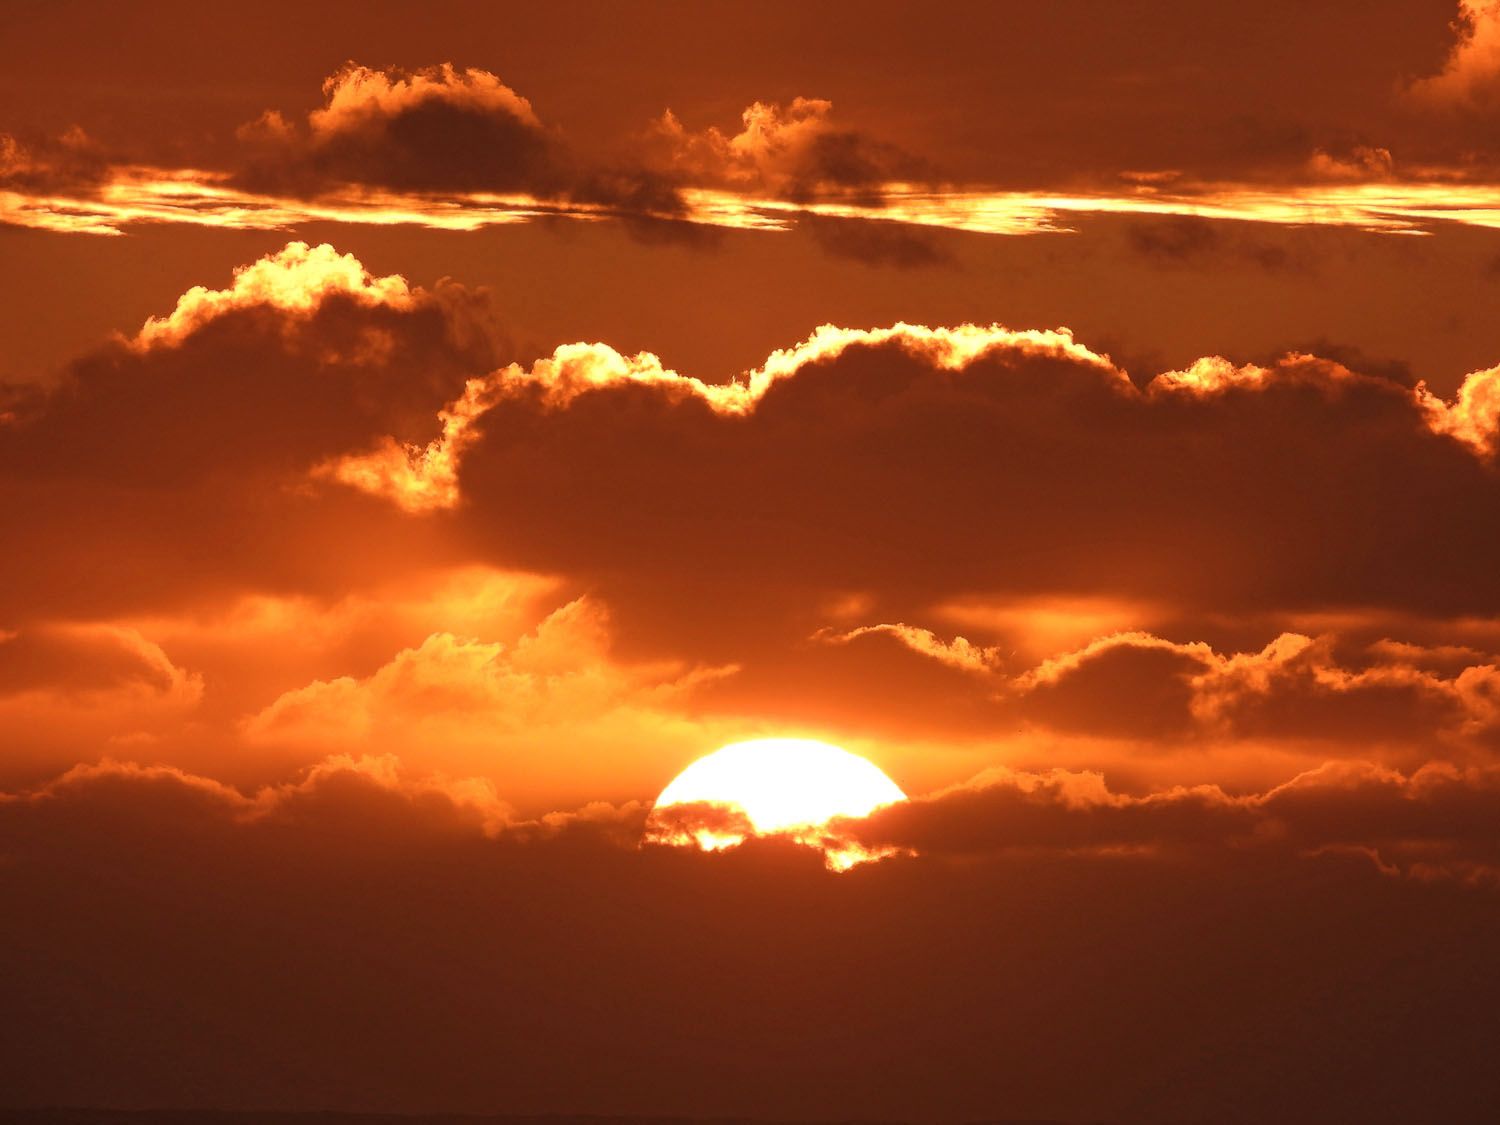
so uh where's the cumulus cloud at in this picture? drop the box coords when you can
[1305,143,1397,181]
[320,321,1115,512]
[0,127,113,193]
[844,757,1500,885]
[318,318,1500,652]
[9,244,1500,769]
[1014,630,1490,745]
[2,751,1499,1122]
[644,97,924,204]
[130,240,416,350]
[236,62,684,216]
[0,243,504,619]
[244,596,740,809]
[1409,1,1500,109]
[1421,361,1500,454]
[802,620,1500,754]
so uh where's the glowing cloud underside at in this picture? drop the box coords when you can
[14,174,1500,238]
[648,738,907,870]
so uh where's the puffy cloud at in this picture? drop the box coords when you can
[2,753,1499,1122]
[1305,143,1397,181]
[244,597,741,810]
[0,127,112,193]
[1017,631,1209,739]
[236,62,684,216]
[997,628,1497,749]
[645,97,923,204]
[5,241,501,477]
[846,757,1500,884]
[320,320,1500,651]
[0,243,503,619]
[322,321,1115,513]
[1408,1,1500,109]
[238,62,552,194]
[1421,361,1500,454]
[9,245,1500,775]
[130,240,415,350]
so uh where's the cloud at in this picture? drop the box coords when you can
[3,752,1500,1122]
[845,757,1500,884]
[319,319,1500,648]
[0,623,200,702]
[235,62,684,217]
[0,127,113,193]
[1409,1,1500,109]
[1422,361,1500,454]
[243,596,741,809]
[1014,630,1495,748]
[0,243,504,619]
[130,240,417,350]
[236,62,553,194]
[1124,215,1300,272]
[6,241,502,475]
[815,622,1004,674]
[810,616,1500,751]
[1305,143,1397,181]
[645,98,924,204]
[9,244,1500,775]
[800,213,951,267]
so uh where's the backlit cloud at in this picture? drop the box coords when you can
[1409,1,1500,109]
[7,242,1500,796]
[313,306,1500,644]
[130,240,415,349]
[844,757,1500,885]
[646,97,922,204]
[236,62,684,217]
[244,597,740,809]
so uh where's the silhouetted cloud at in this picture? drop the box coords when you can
[1,754,1498,1122]
[235,63,686,216]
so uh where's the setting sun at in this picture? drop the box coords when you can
[648,738,906,868]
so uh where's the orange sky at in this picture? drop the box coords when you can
[3,4,1500,1122]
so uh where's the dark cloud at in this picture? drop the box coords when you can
[7,247,1500,758]
[321,326,1500,661]
[0,129,114,195]
[1019,635,1205,739]
[802,214,950,268]
[2,758,1498,1123]
[849,758,1500,882]
[233,63,687,217]
[1125,216,1301,272]
[1012,631,1492,748]
[0,243,500,619]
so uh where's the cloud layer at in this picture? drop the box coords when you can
[5,242,1500,797]
[3,755,1499,1122]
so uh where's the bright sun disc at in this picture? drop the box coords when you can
[648,738,907,869]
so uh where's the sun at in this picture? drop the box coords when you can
[647,738,907,869]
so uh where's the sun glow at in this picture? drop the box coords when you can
[647,738,907,870]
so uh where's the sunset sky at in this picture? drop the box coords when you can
[4,3,1500,1122]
